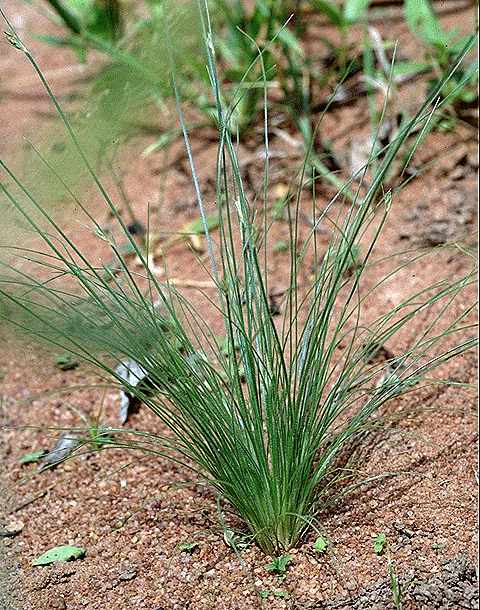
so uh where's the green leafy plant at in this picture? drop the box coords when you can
[62,401,116,454]
[404,0,478,117]
[55,352,79,370]
[83,420,115,452]
[178,541,200,553]
[19,0,206,203]
[375,533,405,609]
[313,535,329,553]
[266,554,293,575]
[0,6,477,557]
[32,1,309,134]
[374,532,386,555]
[310,0,371,73]
[311,0,370,32]
[40,404,115,468]
[27,0,357,192]
[259,588,289,599]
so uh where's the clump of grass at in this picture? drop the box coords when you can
[0,7,477,555]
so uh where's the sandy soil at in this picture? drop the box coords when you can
[0,1,478,609]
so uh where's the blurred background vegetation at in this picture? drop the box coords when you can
[12,0,476,202]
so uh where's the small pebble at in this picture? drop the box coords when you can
[204,568,216,578]
[449,166,465,181]
[119,568,137,581]
[50,596,66,609]
[0,519,24,537]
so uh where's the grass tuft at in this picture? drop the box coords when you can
[0,7,477,554]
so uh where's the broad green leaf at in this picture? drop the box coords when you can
[313,535,329,553]
[404,0,448,47]
[19,450,46,465]
[33,545,85,566]
[344,0,371,24]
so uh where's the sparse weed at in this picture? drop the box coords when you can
[404,0,478,124]
[388,556,403,610]
[374,533,405,610]
[373,532,387,555]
